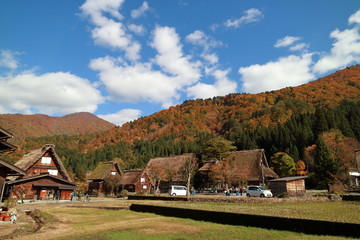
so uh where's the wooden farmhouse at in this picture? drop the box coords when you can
[4,144,76,201]
[0,127,17,153]
[146,154,195,193]
[119,170,152,193]
[269,176,308,197]
[5,174,76,201]
[0,159,26,202]
[87,161,122,194]
[0,127,26,202]
[199,149,278,188]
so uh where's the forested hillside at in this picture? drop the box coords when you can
[0,112,115,145]
[2,66,360,183]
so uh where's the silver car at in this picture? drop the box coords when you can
[246,185,273,198]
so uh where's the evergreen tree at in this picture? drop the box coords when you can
[314,108,328,135]
[314,135,338,188]
[203,136,236,160]
[270,152,296,177]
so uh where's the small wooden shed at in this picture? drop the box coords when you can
[269,176,308,197]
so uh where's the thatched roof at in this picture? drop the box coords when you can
[146,154,195,182]
[0,141,17,153]
[199,149,278,180]
[120,170,144,185]
[88,161,122,180]
[0,127,14,140]
[0,159,26,176]
[14,144,72,181]
[227,149,278,179]
[198,160,218,172]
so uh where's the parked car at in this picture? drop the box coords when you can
[169,185,187,196]
[246,185,273,198]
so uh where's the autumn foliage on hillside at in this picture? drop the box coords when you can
[112,65,360,143]
[1,65,360,185]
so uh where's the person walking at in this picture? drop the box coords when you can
[71,191,76,201]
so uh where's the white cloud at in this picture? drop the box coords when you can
[239,54,314,94]
[80,0,124,25]
[186,30,222,65]
[186,30,222,51]
[274,36,301,48]
[225,8,264,29]
[90,56,180,107]
[91,20,130,49]
[185,30,236,98]
[80,0,141,61]
[187,69,237,99]
[349,9,360,24]
[0,71,104,114]
[151,26,201,85]
[128,24,145,35]
[89,26,204,108]
[274,36,308,52]
[202,53,218,64]
[289,43,309,51]
[131,1,149,19]
[313,9,360,74]
[98,108,141,126]
[0,50,20,69]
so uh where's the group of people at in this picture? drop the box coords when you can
[48,189,61,201]
[70,191,90,202]
[224,186,244,196]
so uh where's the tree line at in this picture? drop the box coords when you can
[7,100,359,189]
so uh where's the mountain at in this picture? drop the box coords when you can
[1,66,359,180]
[111,65,360,143]
[0,112,115,144]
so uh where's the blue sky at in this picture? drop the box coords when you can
[0,0,359,125]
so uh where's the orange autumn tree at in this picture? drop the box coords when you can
[322,129,360,183]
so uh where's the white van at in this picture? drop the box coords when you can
[246,185,273,198]
[169,185,187,196]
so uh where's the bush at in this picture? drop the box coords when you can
[118,190,128,198]
[277,192,289,198]
[135,190,147,196]
[4,197,17,209]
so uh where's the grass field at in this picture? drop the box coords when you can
[144,200,360,224]
[6,208,356,240]
[1,198,358,240]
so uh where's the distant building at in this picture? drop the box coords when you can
[198,149,278,188]
[120,170,152,193]
[87,161,122,194]
[146,154,195,192]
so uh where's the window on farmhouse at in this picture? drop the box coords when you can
[111,171,116,175]
[141,177,145,182]
[41,157,51,164]
[48,169,58,176]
